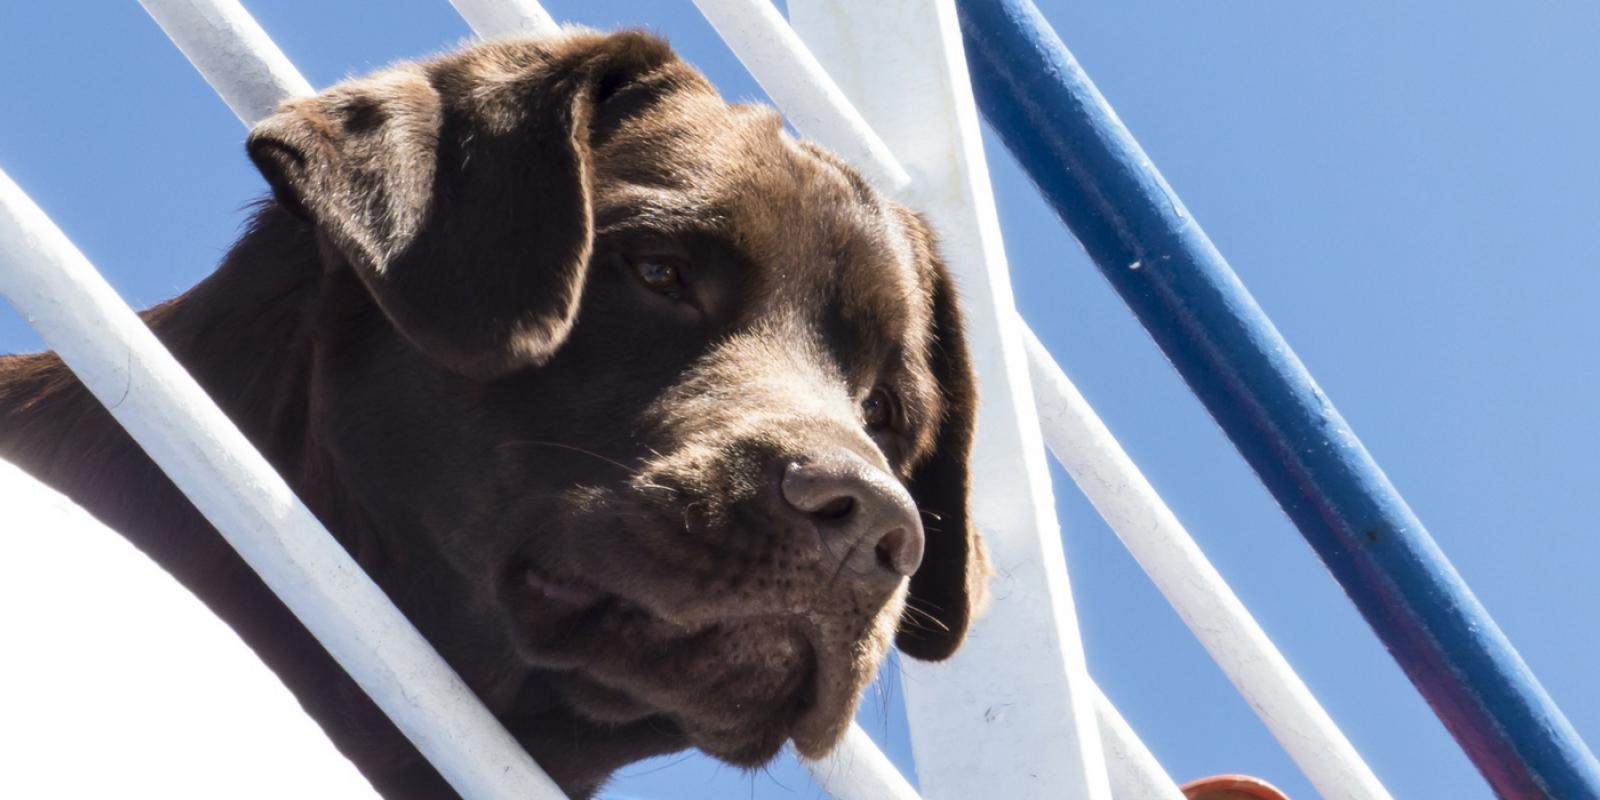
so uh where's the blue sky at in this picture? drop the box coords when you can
[2,2,1597,798]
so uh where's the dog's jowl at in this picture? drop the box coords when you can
[0,31,987,799]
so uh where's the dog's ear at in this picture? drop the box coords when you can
[896,218,990,662]
[247,32,684,378]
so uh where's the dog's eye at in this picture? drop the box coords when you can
[631,255,687,300]
[862,387,897,431]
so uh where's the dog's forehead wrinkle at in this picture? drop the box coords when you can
[596,90,776,179]
[881,200,918,276]
[794,139,886,215]
[592,190,725,238]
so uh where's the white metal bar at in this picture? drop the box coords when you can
[138,0,313,126]
[687,0,911,196]
[804,722,924,800]
[1093,683,1188,800]
[448,0,558,40]
[784,2,1111,798]
[0,167,565,799]
[1023,325,1392,800]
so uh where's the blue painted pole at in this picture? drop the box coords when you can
[954,1,1600,797]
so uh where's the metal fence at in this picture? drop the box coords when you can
[1,1,1594,798]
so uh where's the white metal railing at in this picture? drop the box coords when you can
[713,1,1390,797]
[1093,683,1188,800]
[1024,326,1390,800]
[448,0,557,41]
[140,0,312,125]
[0,0,1395,798]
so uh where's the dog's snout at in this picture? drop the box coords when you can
[780,455,925,583]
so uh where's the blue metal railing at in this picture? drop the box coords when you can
[955,1,1600,797]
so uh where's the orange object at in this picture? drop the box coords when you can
[1181,774,1291,800]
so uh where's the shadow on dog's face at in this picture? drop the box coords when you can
[248,30,987,769]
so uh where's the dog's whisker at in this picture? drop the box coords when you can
[497,439,639,475]
[618,750,695,777]
[681,500,707,536]
[900,598,952,633]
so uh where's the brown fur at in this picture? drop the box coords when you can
[0,31,986,799]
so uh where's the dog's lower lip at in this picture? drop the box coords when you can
[785,625,871,760]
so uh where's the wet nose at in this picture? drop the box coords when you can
[780,454,925,586]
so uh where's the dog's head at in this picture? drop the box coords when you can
[247,31,986,767]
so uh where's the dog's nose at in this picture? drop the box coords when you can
[780,454,924,584]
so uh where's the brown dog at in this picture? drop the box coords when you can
[0,30,985,799]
